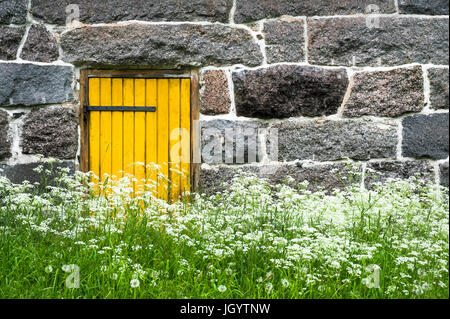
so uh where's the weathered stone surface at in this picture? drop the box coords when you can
[199,162,363,194]
[0,161,75,185]
[344,66,424,117]
[200,70,231,115]
[398,0,449,15]
[428,68,449,110]
[0,26,25,61]
[0,0,28,24]
[0,63,74,107]
[201,120,264,164]
[308,17,449,66]
[440,161,449,188]
[365,161,435,188]
[21,106,78,159]
[0,109,10,160]
[263,18,305,64]
[402,113,449,160]
[233,65,348,119]
[31,0,232,24]
[234,0,396,23]
[273,119,398,162]
[61,24,263,67]
[21,24,59,63]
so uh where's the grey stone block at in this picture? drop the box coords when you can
[365,160,435,188]
[402,113,449,160]
[0,0,28,24]
[0,63,74,107]
[274,119,398,162]
[428,68,449,110]
[201,120,264,164]
[263,19,305,64]
[0,161,75,185]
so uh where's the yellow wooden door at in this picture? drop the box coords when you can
[88,77,191,201]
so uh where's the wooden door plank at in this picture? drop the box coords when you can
[111,78,124,181]
[157,79,169,200]
[146,79,158,195]
[88,78,100,187]
[123,78,135,193]
[134,79,146,195]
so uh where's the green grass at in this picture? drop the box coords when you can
[0,162,448,299]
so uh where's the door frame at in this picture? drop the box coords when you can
[79,69,200,192]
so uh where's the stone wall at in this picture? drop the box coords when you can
[0,0,448,192]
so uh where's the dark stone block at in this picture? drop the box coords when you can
[0,26,26,61]
[21,106,79,160]
[234,0,396,23]
[398,0,449,15]
[0,109,11,160]
[233,65,348,119]
[344,66,424,117]
[308,17,449,66]
[402,113,449,160]
[61,24,263,67]
[21,24,59,63]
[0,63,74,107]
[31,0,233,24]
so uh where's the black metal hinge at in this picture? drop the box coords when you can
[84,106,157,112]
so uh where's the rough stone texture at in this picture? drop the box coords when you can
[0,63,74,107]
[273,119,398,162]
[344,66,424,118]
[0,0,28,24]
[428,68,449,110]
[199,162,363,194]
[234,0,396,23]
[200,70,231,115]
[233,65,348,119]
[308,17,449,67]
[263,18,305,64]
[365,161,435,188]
[398,0,449,15]
[201,120,264,164]
[0,109,10,160]
[61,24,263,67]
[21,106,78,159]
[21,25,59,63]
[402,113,449,160]
[0,161,75,185]
[440,161,449,188]
[0,26,26,61]
[31,0,232,24]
